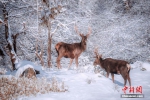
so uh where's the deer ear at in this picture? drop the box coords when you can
[86,33,90,38]
[99,54,102,58]
[97,55,100,59]
[80,34,83,37]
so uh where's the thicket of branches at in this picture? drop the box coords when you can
[0,0,67,70]
[0,0,150,70]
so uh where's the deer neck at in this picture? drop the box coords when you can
[80,40,86,51]
[99,58,104,68]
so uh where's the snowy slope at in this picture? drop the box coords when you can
[18,62,150,100]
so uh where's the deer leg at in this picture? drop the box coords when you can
[75,57,78,68]
[56,57,62,69]
[68,59,73,69]
[122,74,127,86]
[117,66,120,74]
[124,76,127,86]
[111,73,114,83]
[127,74,131,87]
[106,72,109,78]
[106,66,110,78]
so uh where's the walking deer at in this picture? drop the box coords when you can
[93,48,131,86]
[55,25,92,69]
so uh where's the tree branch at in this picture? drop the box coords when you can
[51,25,59,37]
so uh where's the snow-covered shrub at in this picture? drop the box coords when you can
[75,65,94,73]
[131,61,150,71]
[131,61,143,69]
[0,68,7,75]
[0,75,68,100]
[94,65,101,74]
[78,55,90,67]
[93,65,107,77]
[141,67,146,71]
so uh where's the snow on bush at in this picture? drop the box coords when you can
[75,64,94,73]
[93,65,107,77]
[0,75,68,100]
[0,68,7,75]
[78,55,90,67]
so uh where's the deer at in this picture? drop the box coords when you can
[55,25,92,69]
[93,47,131,87]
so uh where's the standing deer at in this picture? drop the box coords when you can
[93,48,131,86]
[55,25,92,69]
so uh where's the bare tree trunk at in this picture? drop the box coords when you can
[35,0,45,67]
[41,0,62,68]
[2,3,16,70]
[0,46,6,56]
[12,33,19,53]
[47,18,52,68]
[35,40,44,67]
[3,4,8,40]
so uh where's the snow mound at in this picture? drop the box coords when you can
[131,61,150,71]
[15,64,34,78]
[15,60,42,71]
[142,62,150,71]
[15,60,45,77]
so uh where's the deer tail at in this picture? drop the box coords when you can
[127,64,131,73]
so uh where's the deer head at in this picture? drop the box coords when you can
[74,25,91,46]
[93,47,102,66]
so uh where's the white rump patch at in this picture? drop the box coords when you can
[127,64,131,71]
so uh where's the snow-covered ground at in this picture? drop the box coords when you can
[1,0,150,100]
[12,61,150,100]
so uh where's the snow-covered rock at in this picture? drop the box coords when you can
[16,64,34,78]
[15,60,44,78]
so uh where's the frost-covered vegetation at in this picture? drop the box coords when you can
[0,68,7,75]
[0,76,67,100]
